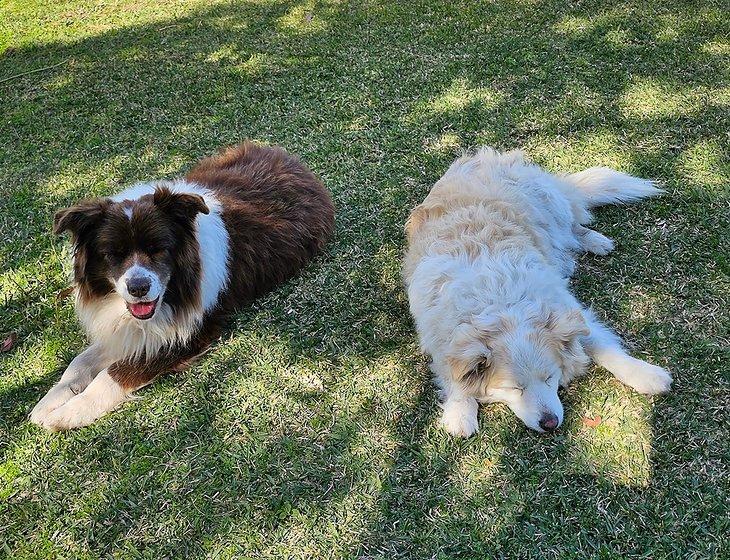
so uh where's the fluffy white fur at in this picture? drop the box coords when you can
[74,292,198,362]
[404,148,671,436]
[30,180,230,430]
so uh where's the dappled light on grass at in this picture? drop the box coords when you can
[277,0,329,35]
[525,132,631,172]
[423,131,463,155]
[677,139,729,195]
[564,379,657,486]
[422,77,504,118]
[701,40,730,55]
[0,336,69,388]
[553,15,597,37]
[620,77,728,120]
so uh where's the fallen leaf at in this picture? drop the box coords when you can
[1,333,17,353]
[582,415,602,428]
[56,285,74,300]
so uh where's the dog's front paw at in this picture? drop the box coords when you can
[582,229,614,256]
[440,399,479,437]
[33,393,105,431]
[626,360,672,395]
[30,384,77,427]
[31,370,127,431]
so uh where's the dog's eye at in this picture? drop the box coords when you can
[500,386,524,395]
[149,248,168,260]
[475,359,490,374]
[105,249,126,260]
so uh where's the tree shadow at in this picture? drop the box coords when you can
[1,0,727,557]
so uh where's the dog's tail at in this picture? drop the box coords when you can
[563,167,663,208]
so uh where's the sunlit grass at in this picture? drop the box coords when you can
[678,139,730,195]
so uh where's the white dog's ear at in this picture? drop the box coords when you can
[446,318,499,382]
[405,203,445,240]
[543,309,589,344]
[542,309,591,381]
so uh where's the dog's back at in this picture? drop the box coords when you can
[405,148,583,282]
[187,141,335,308]
[405,147,662,283]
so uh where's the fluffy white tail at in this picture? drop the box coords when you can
[563,167,663,208]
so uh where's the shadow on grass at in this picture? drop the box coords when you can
[0,0,727,557]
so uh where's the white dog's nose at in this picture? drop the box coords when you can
[539,412,559,432]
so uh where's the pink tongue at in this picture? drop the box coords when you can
[130,301,155,317]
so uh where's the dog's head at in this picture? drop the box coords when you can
[54,186,209,320]
[447,308,589,432]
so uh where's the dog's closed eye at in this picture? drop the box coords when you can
[474,358,491,375]
[462,358,490,379]
[499,385,525,395]
[105,249,127,261]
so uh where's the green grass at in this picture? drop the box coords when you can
[0,0,728,557]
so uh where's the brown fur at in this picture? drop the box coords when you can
[187,141,335,318]
[63,142,334,391]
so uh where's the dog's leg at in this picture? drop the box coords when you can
[583,311,672,394]
[574,225,614,255]
[35,357,168,431]
[432,362,479,437]
[34,335,215,431]
[441,389,479,437]
[30,344,112,426]
[34,367,128,431]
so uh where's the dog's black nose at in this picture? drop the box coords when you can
[539,413,559,432]
[126,276,151,297]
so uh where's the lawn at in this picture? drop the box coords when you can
[0,0,728,558]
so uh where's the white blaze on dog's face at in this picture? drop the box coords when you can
[450,310,589,432]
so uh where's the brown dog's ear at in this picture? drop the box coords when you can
[153,187,209,220]
[53,200,108,235]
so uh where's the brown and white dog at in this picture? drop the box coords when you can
[404,148,671,436]
[31,142,335,431]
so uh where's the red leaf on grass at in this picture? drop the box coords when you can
[1,333,17,353]
[56,286,74,300]
[582,415,602,428]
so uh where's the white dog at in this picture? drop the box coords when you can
[403,148,671,436]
